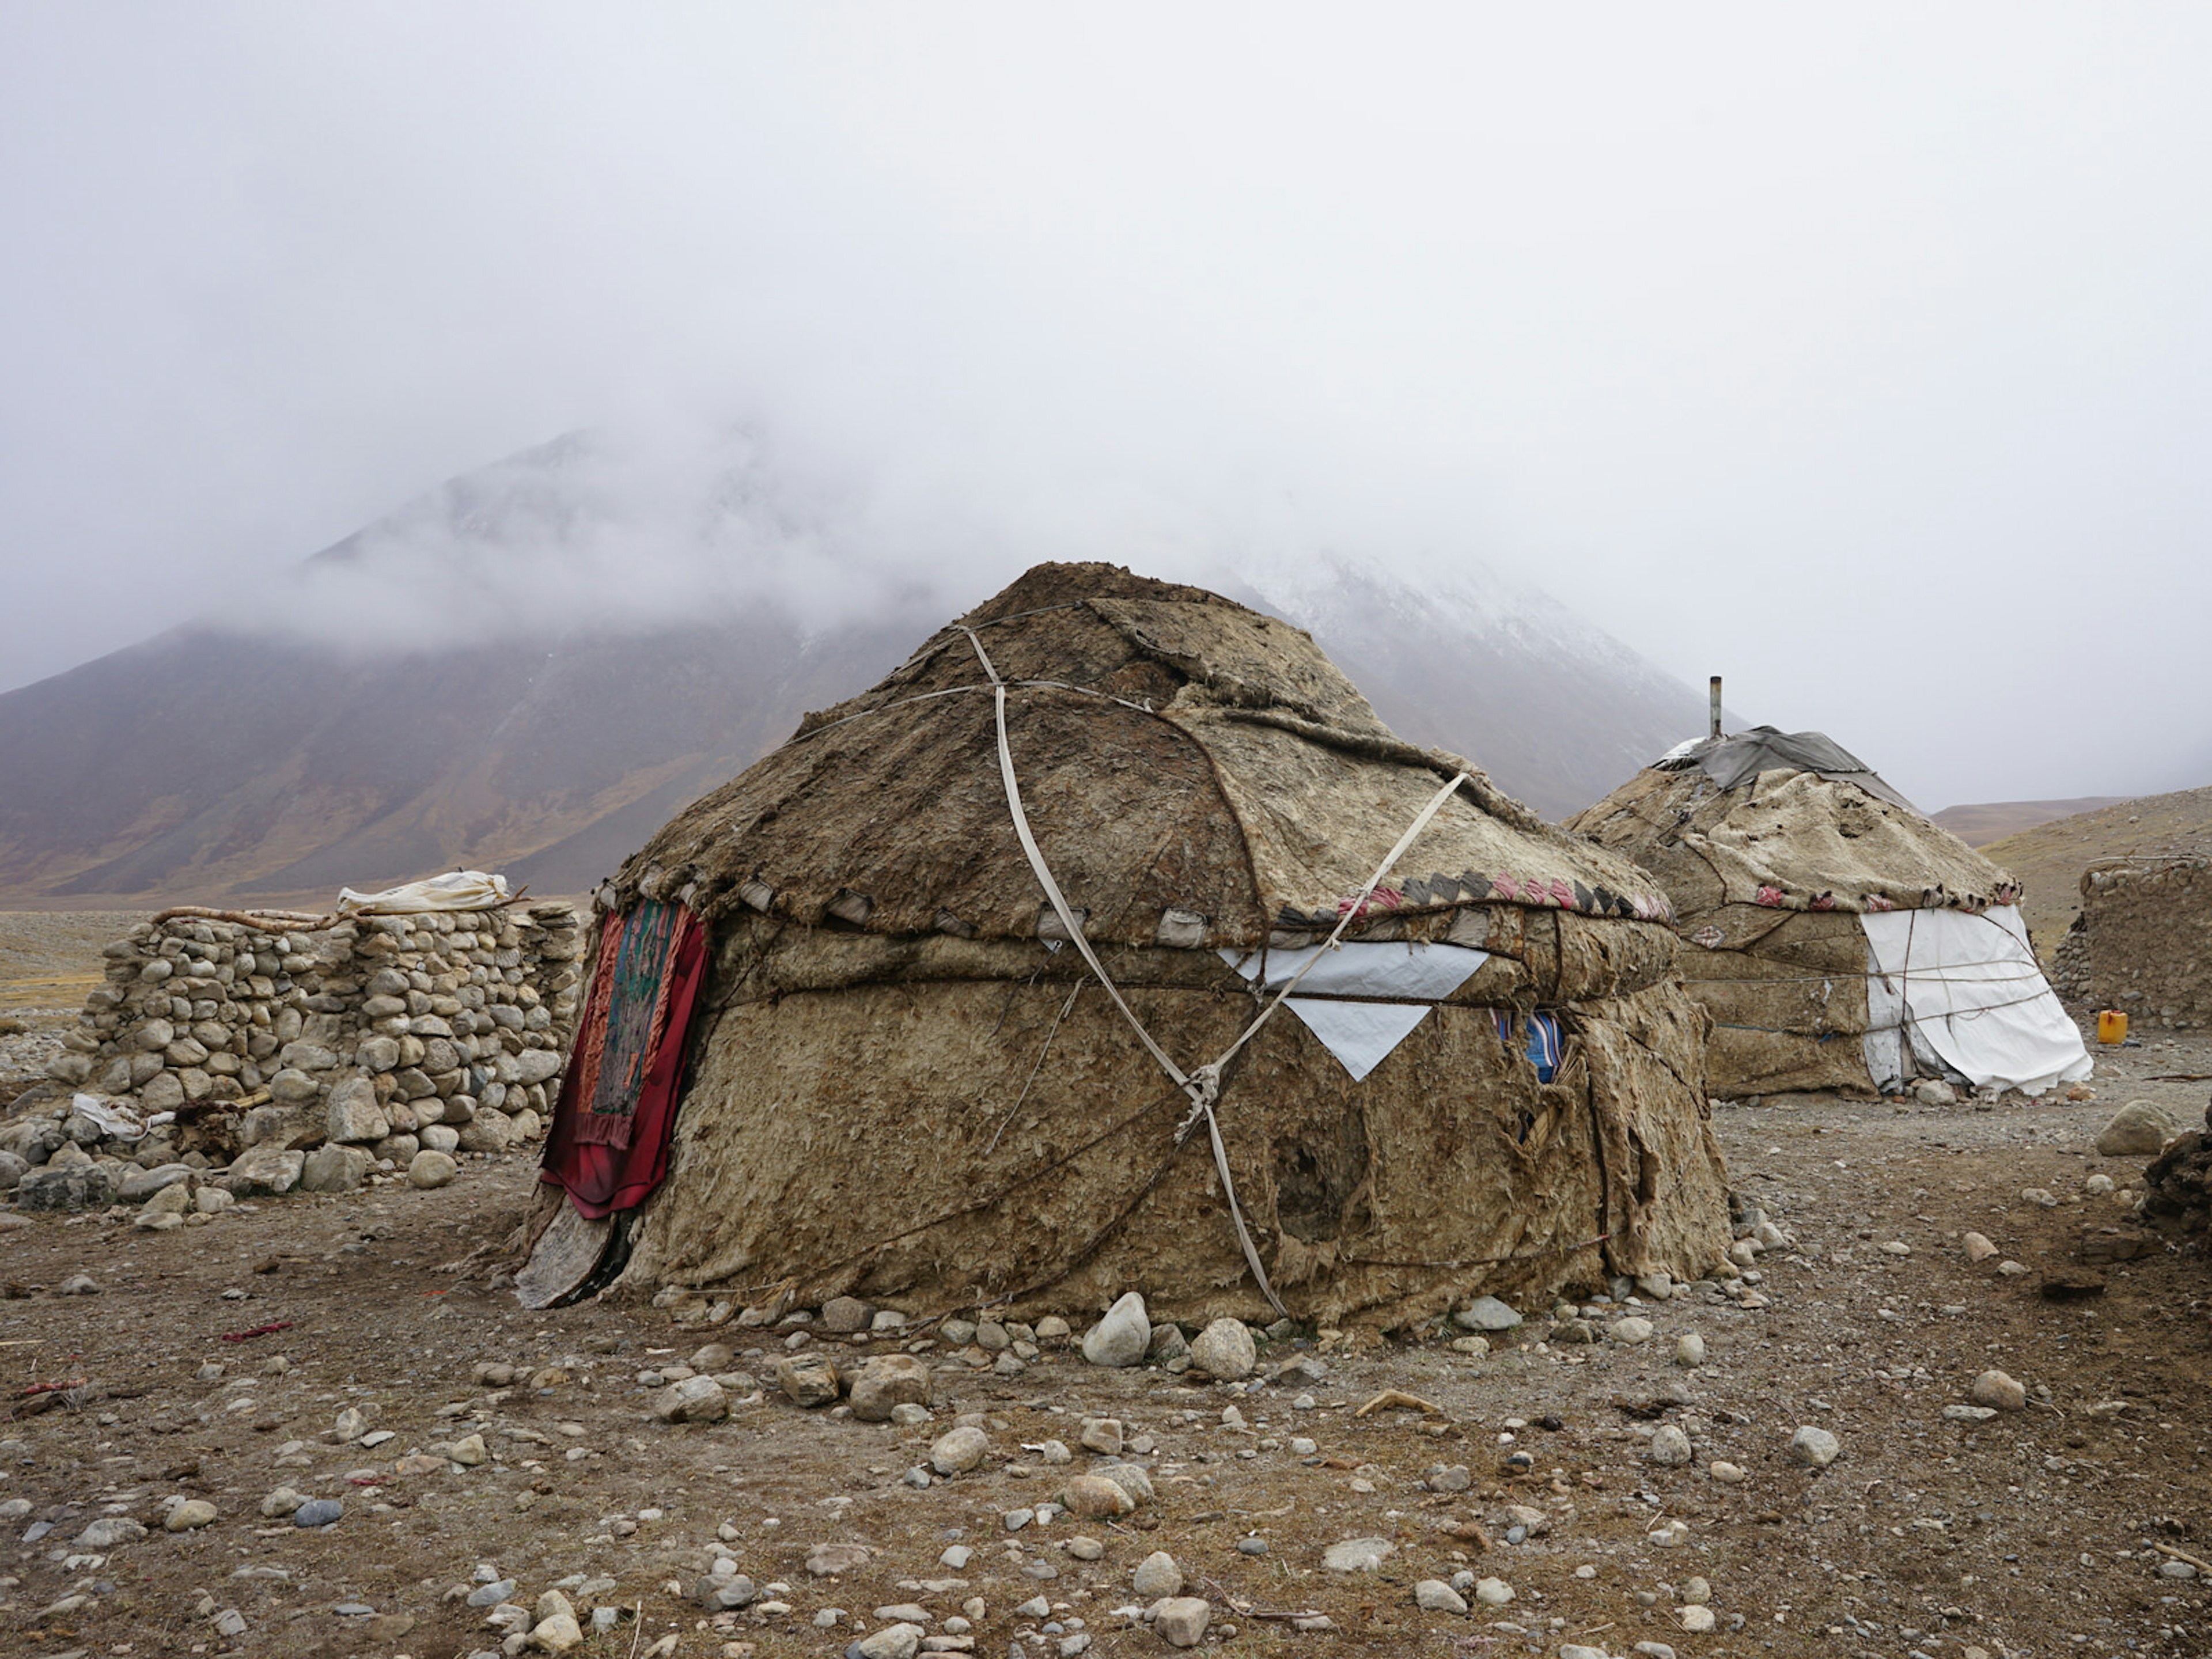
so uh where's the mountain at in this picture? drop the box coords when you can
[0,432,1714,906]
[1927,797,2130,848]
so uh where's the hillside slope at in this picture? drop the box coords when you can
[1980,784,2212,949]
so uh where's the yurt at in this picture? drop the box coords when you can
[1566,726,2091,1101]
[522,564,1731,1327]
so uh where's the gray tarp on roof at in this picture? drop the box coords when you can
[1657,725,1918,813]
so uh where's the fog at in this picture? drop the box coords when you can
[5,7,2211,809]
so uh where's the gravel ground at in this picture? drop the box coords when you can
[0,899,2209,1659]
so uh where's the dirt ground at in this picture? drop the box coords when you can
[2,912,2210,1659]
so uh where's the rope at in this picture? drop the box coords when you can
[961,627,1471,1321]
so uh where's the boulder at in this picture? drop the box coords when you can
[1059,1474,1136,1518]
[1153,1597,1211,1648]
[1188,1317,1257,1381]
[1081,1290,1151,1366]
[652,1375,730,1424]
[117,1162,192,1202]
[774,1354,842,1408]
[325,1077,389,1145]
[267,1069,320,1104]
[456,1107,514,1154]
[407,1150,459,1189]
[226,1145,305,1197]
[929,1425,989,1475]
[847,1354,931,1422]
[298,1143,372,1194]
[2097,1100,2179,1158]
[16,1161,116,1213]
[821,1294,874,1334]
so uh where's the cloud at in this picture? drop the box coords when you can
[6,7,2212,809]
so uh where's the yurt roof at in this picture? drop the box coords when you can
[1567,727,2018,916]
[612,563,1674,946]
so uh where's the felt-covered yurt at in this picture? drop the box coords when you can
[1566,727,2091,1101]
[524,564,1731,1327]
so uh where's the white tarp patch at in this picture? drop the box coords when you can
[336,870,511,915]
[1858,906,2091,1096]
[1219,941,1490,1082]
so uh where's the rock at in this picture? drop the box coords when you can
[1188,1317,1257,1380]
[118,1162,192,1202]
[165,1498,218,1531]
[528,1612,584,1653]
[1098,1462,1155,1505]
[16,1161,115,1212]
[55,1270,99,1294]
[1963,1232,1998,1262]
[1609,1316,1655,1344]
[1709,1461,1746,1483]
[1147,1322,1189,1363]
[195,1185,234,1215]
[1132,1551,1183,1597]
[1035,1315,1070,1340]
[1079,1416,1123,1455]
[1942,1404,1998,1423]
[1427,1463,1472,1493]
[446,1433,488,1465]
[1677,1605,1717,1633]
[456,1107,515,1154]
[75,1516,146,1547]
[1969,1369,2027,1411]
[1414,1579,1468,1613]
[259,1487,304,1517]
[325,1077,389,1144]
[930,1425,989,1476]
[1647,1425,1693,1466]
[298,1143,371,1194]
[1914,1079,1957,1107]
[0,1150,26,1192]
[1473,1577,1514,1606]
[407,1149,459,1188]
[848,1354,932,1422]
[293,1498,343,1527]
[1081,1291,1150,1366]
[1635,1270,1676,1300]
[1456,1295,1522,1331]
[225,1145,304,1196]
[1152,1597,1211,1649]
[1059,1474,1135,1518]
[1066,1535,1104,1560]
[775,1354,842,1408]
[1675,1332,1706,1367]
[696,1575,756,1609]
[807,1544,873,1577]
[821,1295,874,1334]
[2099,1100,2178,1156]
[419,1124,460,1154]
[139,1180,192,1220]
[267,1067,320,1104]
[851,1623,923,1659]
[1789,1426,1840,1467]
[1449,1334,1490,1357]
[536,1590,575,1622]
[653,1376,730,1424]
[1321,1537,1395,1572]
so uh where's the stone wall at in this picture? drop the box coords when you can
[2051,858,2212,1031]
[16,902,583,1192]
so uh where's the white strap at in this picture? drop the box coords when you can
[964,629,1467,1321]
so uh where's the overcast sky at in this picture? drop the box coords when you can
[4,6,2210,809]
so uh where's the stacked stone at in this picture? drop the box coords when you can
[25,900,583,1190]
[2054,858,2212,1030]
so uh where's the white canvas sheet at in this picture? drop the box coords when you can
[1859,906,2090,1096]
[336,870,511,915]
[1220,941,1490,1081]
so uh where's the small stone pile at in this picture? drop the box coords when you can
[2052,857,2212,1029]
[4,901,582,1208]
